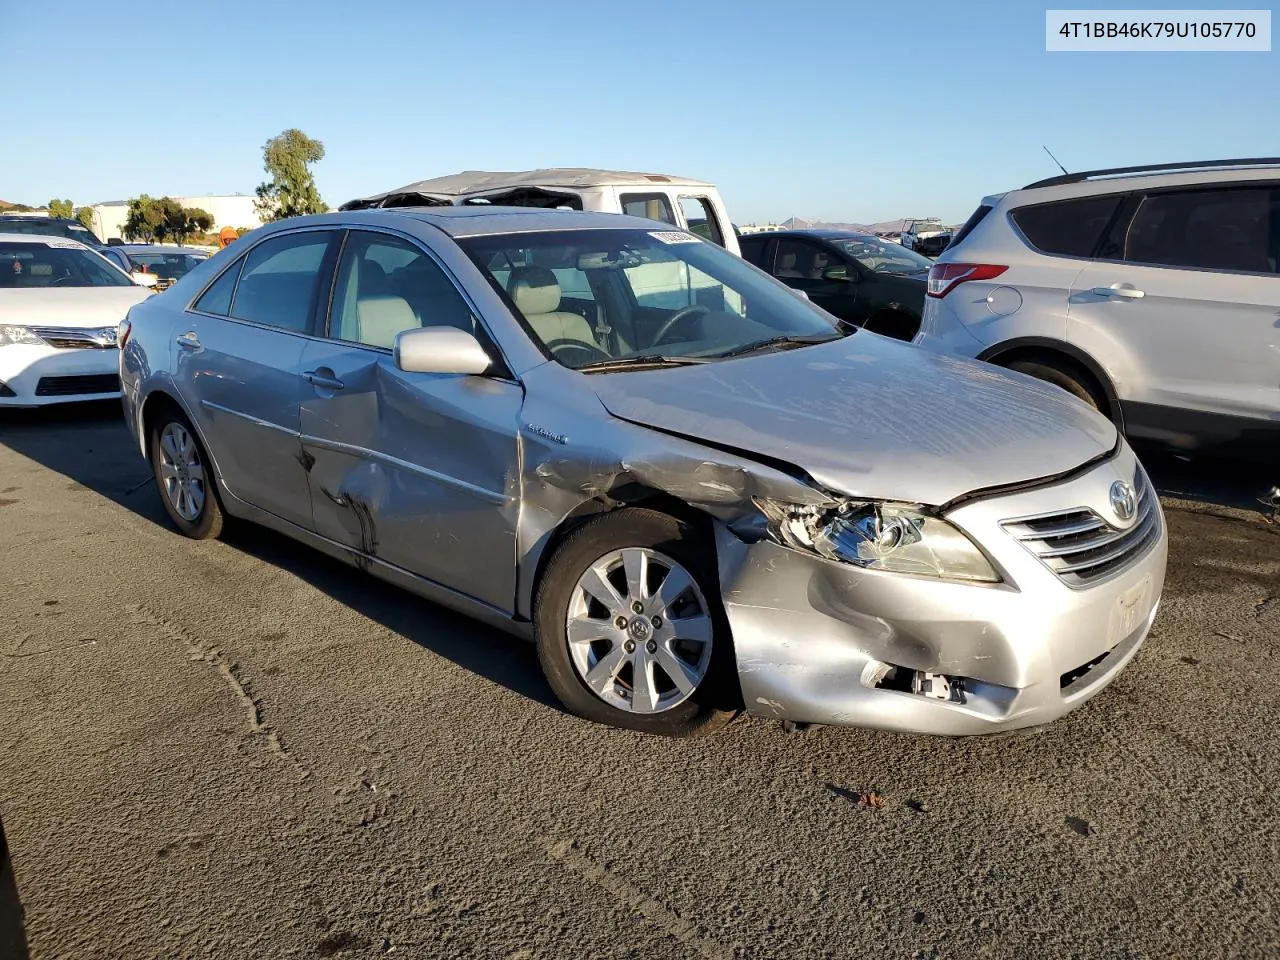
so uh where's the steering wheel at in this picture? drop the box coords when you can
[650,305,710,347]
[547,338,612,366]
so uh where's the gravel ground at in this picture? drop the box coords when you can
[1,402,1277,960]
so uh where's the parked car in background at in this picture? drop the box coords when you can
[0,235,150,405]
[0,214,105,249]
[117,245,210,290]
[900,218,952,257]
[340,168,742,256]
[740,229,930,340]
[120,206,1165,739]
[914,157,1280,462]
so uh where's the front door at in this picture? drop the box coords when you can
[299,229,523,612]
[175,229,339,528]
[1068,184,1280,437]
[772,238,859,322]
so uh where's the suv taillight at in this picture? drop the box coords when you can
[926,263,1008,298]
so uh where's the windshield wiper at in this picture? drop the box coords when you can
[714,333,840,360]
[577,354,712,373]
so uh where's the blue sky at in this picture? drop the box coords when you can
[0,1,1274,224]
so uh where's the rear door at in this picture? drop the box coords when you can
[1068,183,1280,432]
[176,228,338,529]
[299,228,523,611]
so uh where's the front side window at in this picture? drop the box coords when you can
[620,193,677,226]
[462,228,842,370]
[1123,187,1276,273]
[330,231,475,349]
[774,238,839,279]
[679,196,726,247]
[229,231,335,332]
[1011,195,1124,258]
[0,241,134,288]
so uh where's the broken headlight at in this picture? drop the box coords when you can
[753,498,999,583]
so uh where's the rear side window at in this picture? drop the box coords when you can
[620,193,677,226]
[194,258,243,315]
[229,231,335,332]
[946,204,992,250]
[1123,187,1276,273]
[1011,195,1124,258]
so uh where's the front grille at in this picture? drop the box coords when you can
[31,326,118,350]
[1001,468,1161,587]
[34,374,120,397]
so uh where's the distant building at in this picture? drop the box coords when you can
[88,194,262,241]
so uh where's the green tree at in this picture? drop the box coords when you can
[165,205,213,245]
[47,198,74,219]
[74,207,95,230]
[254,128,328,222]
[122,195,166,242]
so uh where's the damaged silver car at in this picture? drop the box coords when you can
[119,207,1168,737]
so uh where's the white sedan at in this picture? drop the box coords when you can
[0,235,151,406]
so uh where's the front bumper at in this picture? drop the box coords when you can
[717,445,1167,734]
[0,343,121,406]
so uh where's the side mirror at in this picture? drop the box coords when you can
[394,326,492,375]
[822,264,854,282]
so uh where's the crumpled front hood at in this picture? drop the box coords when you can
[589,334,1117,506]
[0,287,150,328]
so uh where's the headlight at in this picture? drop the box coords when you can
[0,325,46,347]
[754,498,999,583]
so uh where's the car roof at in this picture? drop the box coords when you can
[0,233,89,247]
[270,206,695,239]
[119,244,207,254]
[0,215,81,224]
[346,168,715,206]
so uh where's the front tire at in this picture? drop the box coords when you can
[149,410,225,540]
[534,508,738,737]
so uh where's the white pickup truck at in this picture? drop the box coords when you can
[342,168,745,314]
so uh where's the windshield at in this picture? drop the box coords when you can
[830,236,933,275]
[0,218,103,246]
[461,228,843,370]
[127,252,207,280]
[0,241,135,288]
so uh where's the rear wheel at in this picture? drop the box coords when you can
[149,410,225,539]
[1006,358,1108,415]
[534,508,738,737]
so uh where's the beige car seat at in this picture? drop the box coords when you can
[506,266,598,348]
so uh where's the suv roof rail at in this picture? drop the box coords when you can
[1023,157,1280,189]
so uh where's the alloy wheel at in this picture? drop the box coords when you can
[158,422,206,523]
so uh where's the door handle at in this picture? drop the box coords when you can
[1092,285,1145,300]
[303,370,345,391]
[175,331,201,349]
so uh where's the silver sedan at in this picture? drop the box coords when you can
[118,208,1167,737]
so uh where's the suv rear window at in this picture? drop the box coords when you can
[946,204,992,250]
[1011,195,1124,258]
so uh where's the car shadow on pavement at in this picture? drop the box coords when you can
[1135,444,1278,516]
[0,401,560,712]
[0,817,31,960]
[221,521,562,711]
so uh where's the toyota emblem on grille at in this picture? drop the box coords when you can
[1109,480,1137,522]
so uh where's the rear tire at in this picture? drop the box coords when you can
[534,508,738,737]
[1006,358,1107,415]
[149,409,225,540]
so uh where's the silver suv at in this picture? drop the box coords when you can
[914,158,1280,462]
[118,207,1166,738]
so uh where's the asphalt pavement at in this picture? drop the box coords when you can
[1,402,1277,959]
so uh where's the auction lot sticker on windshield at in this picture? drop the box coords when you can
[1046,10,1271,51]
[46,239,82,248]
[649,231,701,244]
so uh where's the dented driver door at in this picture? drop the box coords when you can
[297,228,523,613]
